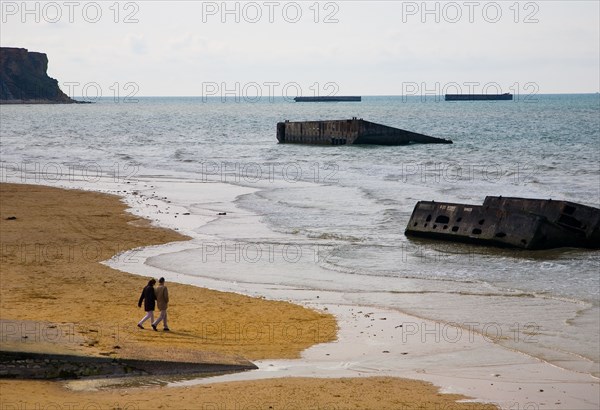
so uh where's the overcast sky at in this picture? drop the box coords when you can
[2,1,599,97]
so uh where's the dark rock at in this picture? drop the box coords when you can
[5,216,17,220]
[0,351,257,380]
[0,47,76,104]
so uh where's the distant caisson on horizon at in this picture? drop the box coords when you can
[445,93,513,101]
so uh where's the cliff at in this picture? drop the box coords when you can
[0,47,75,104]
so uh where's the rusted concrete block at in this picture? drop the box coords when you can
[405,197,600,250]
[276,118,452,145]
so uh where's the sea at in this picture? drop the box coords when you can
[1,94,599,378]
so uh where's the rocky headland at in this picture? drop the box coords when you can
[0,47,76,104]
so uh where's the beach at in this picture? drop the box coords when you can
[1,178,598,409]
[0,182,498,409]
[0,183,336,361]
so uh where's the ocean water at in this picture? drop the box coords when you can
[1,94,599,377]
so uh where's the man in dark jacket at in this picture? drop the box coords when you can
[137,279,156,329]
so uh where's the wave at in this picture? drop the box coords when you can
[388,289,536,298]
[307,232,364,242]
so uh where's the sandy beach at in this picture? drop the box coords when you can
[0,183,336,361]
[0,182,495,409]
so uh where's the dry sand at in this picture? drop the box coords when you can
[0,377,499,410]
[0,182,495,409]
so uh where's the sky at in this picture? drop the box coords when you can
[1,1,599,97]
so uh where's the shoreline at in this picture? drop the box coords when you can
[0,182,336,361]
[1,177,598,408]
[0,182,496,409]
[104,175,600,409]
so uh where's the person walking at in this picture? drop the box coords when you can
[137,279,156,329]
[151,277,170,331]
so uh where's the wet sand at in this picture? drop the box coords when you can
[0,182,494,409]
